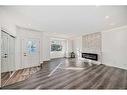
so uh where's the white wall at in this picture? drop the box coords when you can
[66,39,73,58]
[1,13,17,37]
[42,32,51,61]
[102,26,127,70]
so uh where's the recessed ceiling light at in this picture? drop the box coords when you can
[105,16,110,19]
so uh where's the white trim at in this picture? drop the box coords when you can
[102,25,127,33]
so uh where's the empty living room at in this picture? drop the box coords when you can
[0,3,127,92]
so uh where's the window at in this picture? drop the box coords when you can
[27,40,37,54]
[51,40,62,51]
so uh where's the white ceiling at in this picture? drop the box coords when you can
[1,6,127,36]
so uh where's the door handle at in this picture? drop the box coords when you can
[24,53,27,56]
[4,54,8,58]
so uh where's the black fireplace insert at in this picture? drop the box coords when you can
[82,53,98,61]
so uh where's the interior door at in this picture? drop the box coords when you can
[1,32,9,72]
[22,38,40,68]
[1,31,15,73]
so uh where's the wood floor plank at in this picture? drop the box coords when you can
[113,69,126,89]
[106,68,122,89]
[90,67,115,89]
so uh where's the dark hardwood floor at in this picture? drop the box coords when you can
[1,66,41,87]
[1,58,127,89]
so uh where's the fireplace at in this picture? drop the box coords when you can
[82,53,98,61]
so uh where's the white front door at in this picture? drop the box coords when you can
[22,38,40,68]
